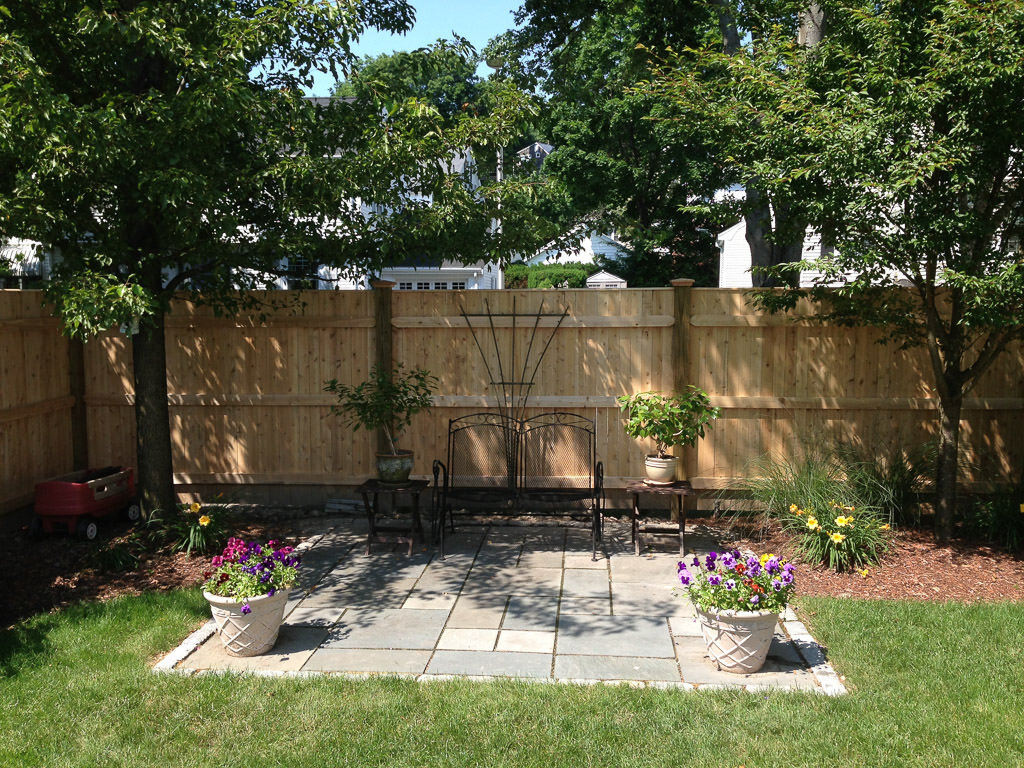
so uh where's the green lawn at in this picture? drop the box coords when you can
[1,590,1021,767]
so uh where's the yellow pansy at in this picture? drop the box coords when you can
[760,553,776,566]
[198,515,211,527]
[190,502,202,514]
[830,532,846,543]
[806,517,819,530]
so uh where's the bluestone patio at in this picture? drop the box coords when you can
[157,506,845,694]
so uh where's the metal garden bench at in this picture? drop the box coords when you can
[432,412,604,560]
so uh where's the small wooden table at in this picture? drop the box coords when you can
[356,479,428,555]
[625,479,696,556]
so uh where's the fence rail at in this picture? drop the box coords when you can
[1,286,1021,513]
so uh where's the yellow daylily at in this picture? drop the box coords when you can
[835,516,852,527]
[789,503,799,513]
[858,568,869,578]
[198,515,211,527]
[190,502,202,514]
[806,517,819,530]
[879,523,891,531]
[830,532,846,543]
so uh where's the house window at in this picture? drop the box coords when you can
[433,281,448,290]
[451,281,466,290]
[398,282,413,290]
[417,281,430,290]
[286,254,318,289]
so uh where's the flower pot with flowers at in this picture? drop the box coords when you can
[202,538,301,657]
[617,387,720,484]
[677,550,796,673]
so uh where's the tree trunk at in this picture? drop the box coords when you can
[131,312,176,516]
[798,3,826,47]
[934,394,962,542]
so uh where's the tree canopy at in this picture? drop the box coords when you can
[0,0,537,513]
[489,0,727,286]
[648,0,1024,537]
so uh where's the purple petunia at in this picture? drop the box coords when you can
[240,603,251,615]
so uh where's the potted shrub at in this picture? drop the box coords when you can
[202,538,301,657]
[677,550,796,673]
[617,387,720,484]
[324,363,438,483]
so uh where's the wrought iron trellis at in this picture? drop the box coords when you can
[459,296,570,424]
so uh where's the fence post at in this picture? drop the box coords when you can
[68,337,89,470]
[370,278,395,455]
[671,278,696,513]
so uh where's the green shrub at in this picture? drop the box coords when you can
[784,500,892,572]
[146,501,232,555]
[838,442,935,527]
[502,262,599,289]
[738,444,894,572]
[958,489,1024,552]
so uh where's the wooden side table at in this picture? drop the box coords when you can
[356,479,428,556]
[625,479,696,556]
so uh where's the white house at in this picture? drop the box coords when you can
[717,218,837,288]
[586,270,627,289]
[0,239,52,287]
[526,228,631,268]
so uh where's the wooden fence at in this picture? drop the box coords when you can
[1,285,1021,513]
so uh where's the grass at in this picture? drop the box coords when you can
[1,590,1022,767]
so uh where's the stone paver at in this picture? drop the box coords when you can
[323,608,448,650]
[428,650,552,679]
[160,515,846,694]
[557,615,675,658]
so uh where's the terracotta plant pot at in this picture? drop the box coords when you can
[204,589,289,657]
[695,605,780,674]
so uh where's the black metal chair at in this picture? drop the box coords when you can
[519,412,604,560]
[432,412,519,555]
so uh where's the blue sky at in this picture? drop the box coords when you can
[304,0,523,95]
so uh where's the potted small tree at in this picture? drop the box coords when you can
[325,363,437,483]
[617,387,720,484]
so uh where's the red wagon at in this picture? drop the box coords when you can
[32,466,140,540]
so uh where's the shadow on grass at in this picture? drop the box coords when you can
[0,589,209,679]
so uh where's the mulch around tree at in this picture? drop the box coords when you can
[2,506,1022,631]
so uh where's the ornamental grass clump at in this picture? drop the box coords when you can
[787,501,892,572]
[678,550,795,614]
[202,538,301,612]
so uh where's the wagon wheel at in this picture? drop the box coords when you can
[126,503,141,522]
[76,518,98,541]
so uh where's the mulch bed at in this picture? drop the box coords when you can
[2,507,1022,630]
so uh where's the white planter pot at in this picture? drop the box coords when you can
[695,605,780,674]
[643,454,678,485]
[204,589,289,657]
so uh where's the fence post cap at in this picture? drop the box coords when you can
[369,279,396,289]
[670,278,696,288]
